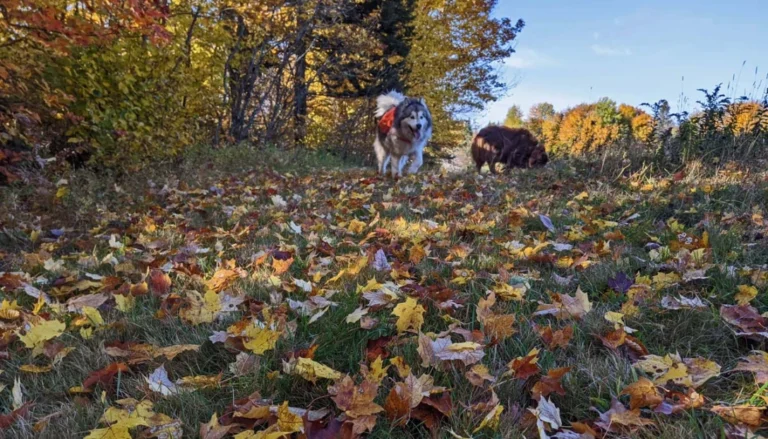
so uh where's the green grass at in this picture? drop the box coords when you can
[2,150,768,438]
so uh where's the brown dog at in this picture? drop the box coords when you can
[471,126,548,174]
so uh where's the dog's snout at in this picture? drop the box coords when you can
[415,124,422,130]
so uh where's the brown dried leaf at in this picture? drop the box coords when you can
[620,377,663,410]
[149,269,172,296]
[711,405,765,427]
[531,367,570,400]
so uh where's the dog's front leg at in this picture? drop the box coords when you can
[395,155,409,178]
[380,154,391,175]
[374,139,389,174]
[406,149,423,174]
[389,155,403,178]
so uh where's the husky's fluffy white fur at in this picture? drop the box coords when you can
[373,91,433,177]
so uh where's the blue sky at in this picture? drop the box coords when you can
[476,0,768,125]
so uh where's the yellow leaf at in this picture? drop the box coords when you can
[363,356,389,385]
[176,374,221,389]
[390,356,411,378]
[652,272,680,290]
[114,294,135,312]
[735,285,758,305]
[447,342,483,352]
[276,401,303,433]
[574,191,589,201]
[392,297,426,333]
[18,319,66,351]
[82,306,104,326]
[604,311,625,329]
[19,364,53,373]
[84,426,132,439]
[294,357,342,383]
[80,327,94,339]
[556,256,573,269]
[493,282,526,301]
[347,219,367,234]
[55,187,70,199]
[32,295,46,315]
[243,326,281,355]
[473,404,504,433]
[180,290,221,325]
[234,405,271,420]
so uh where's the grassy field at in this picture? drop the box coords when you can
[1,149,768,438]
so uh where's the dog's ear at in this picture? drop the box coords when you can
[419,97,426,104]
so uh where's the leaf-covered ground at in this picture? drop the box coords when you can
[1,158,768,438]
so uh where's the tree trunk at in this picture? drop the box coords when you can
[293,5,309,148]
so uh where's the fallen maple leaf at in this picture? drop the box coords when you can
[534,288,592,320]
[146,364,180,396]
[200,413,232,439]
[594,398,655,433]
[229,352,260,376]
[83,362,130,391]
[176,373,222,390]
[329,376,383,418]
[711,404,765,427]
[86,398,180,439]
[0,402,33,429]
[149,269,172,296]
[654,388,705,415]
[19,364,53,374]
[505,348,541,380]
[345,306,368,324]
[633,353,720,388]
[721,304,768,340]
[360,356,389,385]
[271,256,294,276]
[530,397,562,438]
[417,333,484,367]
[18,319,66,354]
[537,324,574,350]
[242,325,281,355]
[466,364,496,387]
[607,272,633,294]
[384,383,414,426]
[435,341,485,366]
[392,297,425,333]
[292,357,341,383]
[372,249,391,272]
[620,377,663,410]
[390,356,411,378]
[532,367,571,401]
[733,351,768,384]
[66,292,109,312]
[735,285,758,305]
[206,268,241,293]
[660,295,707,310]
[473,404,503,433]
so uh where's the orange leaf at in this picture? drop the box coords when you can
[620,377,663,410]
[531,367,571,400]
[83,362,130,391]
[149,269,172,296]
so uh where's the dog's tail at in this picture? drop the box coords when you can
[375,91,405,117]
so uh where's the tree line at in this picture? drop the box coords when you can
[0,0,523,180]
[499,87,768,164]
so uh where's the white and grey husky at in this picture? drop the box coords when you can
[373,91,433,178]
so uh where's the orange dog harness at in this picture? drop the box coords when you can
[378,107,396,135]
[378,107,413,144]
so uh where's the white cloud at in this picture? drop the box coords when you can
[593,31,601,40]
[505,48,557,69]
[591,44,632,56]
